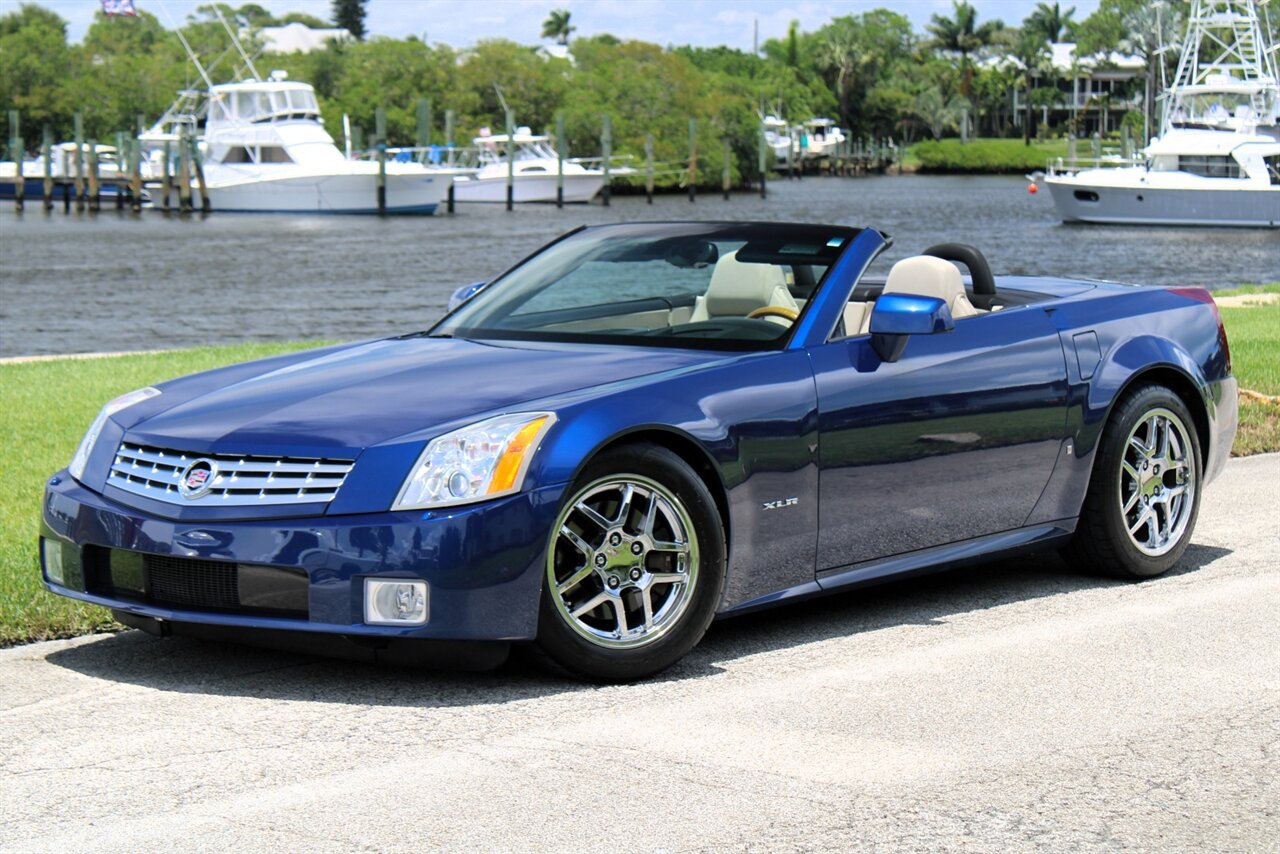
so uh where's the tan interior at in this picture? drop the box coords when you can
[842,255,987,337]
[690,250,798,327]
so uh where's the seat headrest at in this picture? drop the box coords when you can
[704,250,789,316]
[883,256,964,305]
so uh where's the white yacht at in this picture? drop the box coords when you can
[1045,0,1280,228]
[144,78,450,214]
[451,129,607,203]
[761,115,794,164]
[800,118,847,160]
[0,143,132,198]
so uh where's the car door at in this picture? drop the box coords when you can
[808,305,1069,571]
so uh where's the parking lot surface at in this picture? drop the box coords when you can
[2,454,1277,852]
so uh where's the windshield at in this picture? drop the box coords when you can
[433,222,860,350]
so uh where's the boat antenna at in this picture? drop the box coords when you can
[157,0,213,89]
[493,84,511,116]
[212,3,263,82]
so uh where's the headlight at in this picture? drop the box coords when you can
[68,387,161,483]
[392,412,556,510]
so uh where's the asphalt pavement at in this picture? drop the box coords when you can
[2,454,1277,852]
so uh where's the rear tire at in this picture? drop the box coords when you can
[533,444,725,682]
[1067,384,1202,579]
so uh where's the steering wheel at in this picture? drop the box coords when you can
[745,306,799,323]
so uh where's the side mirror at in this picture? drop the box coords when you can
[447,281,487,312]
[868,293,954,362]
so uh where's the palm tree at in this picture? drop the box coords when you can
[541,9,575,46]
[815,23,877,131]
[928,1,1004,96]
[1007,29,1052,144]
[910,87,970,140]
[1025,2,1076,44]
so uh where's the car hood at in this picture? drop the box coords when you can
[124,336,726,454]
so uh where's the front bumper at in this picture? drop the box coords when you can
[41,472,566,643]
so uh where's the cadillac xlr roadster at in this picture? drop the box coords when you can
[40,222,1237,680]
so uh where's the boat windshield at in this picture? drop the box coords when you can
[432,222,859,350]
[210,87,322,124]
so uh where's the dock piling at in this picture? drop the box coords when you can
[505,108,515,211]
[445,109,455,213]
[177,127,192,213]
[191,135,210,212]
[87,139,100,211]
[129,137,143,213]
[41,125,52,210]
[161,140,171,211]
[375,105,387,215]
[114,132,126,209]
[7,111,23,211]
[555,113,565,208]
[73,112,84,210]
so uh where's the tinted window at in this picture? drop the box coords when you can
[434,223,859,350]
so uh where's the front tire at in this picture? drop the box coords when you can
[534,444,725,681]
[1067,384,1202,579]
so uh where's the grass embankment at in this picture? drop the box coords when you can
[1217,284,1280,456]
[907,137,1071,173]
[0,341,325,646]
[0,290,1275,646]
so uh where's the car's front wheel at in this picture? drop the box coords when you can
[1068,384,1203,579]
[534,444,725,681]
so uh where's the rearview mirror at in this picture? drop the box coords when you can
[868,294,954,362]
[448,281,487,312]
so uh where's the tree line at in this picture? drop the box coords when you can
[4,1,1276,181]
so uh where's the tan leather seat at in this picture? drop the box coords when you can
[881,255,982,321]
[690,250,798,326]
[842,301,871,336]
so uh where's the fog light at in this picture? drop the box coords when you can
[363,579,428,626]
[41,538,65,586]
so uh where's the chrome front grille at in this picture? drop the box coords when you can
[108,443,354,507]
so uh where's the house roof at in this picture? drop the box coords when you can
[984,41,1145,74]
[258,23,352,54]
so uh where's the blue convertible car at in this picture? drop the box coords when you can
[40,222,1237,680]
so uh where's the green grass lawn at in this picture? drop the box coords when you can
[1217,284,1280,456]
[0,341,326,646]
[906,137,1072,173]
[0,287,1275,647]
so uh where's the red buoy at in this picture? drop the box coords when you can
[1028,183,1039,194]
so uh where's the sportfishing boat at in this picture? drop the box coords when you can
[143,77,450,214]
[800,118,847,160]
[761,115,794,164]
[1045,0,1280,228]
[451,128,607,203]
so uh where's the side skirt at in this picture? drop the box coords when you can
[718,520,1077,617]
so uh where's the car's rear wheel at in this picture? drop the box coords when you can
[1067,384,1202,579]
[534,444,725,681]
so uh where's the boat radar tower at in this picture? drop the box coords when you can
[1162,0,1280,137]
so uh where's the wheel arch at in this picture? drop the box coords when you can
[1088,334,1213,467]
[1106,365,1212,464]
[568,426,732,559]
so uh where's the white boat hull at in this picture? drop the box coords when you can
[196,165,449,214]
[452,173,605,204]
[1046,178,1280,228]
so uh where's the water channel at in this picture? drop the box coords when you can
[2,174,1276,357]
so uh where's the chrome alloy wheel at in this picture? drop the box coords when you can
[1119,407,1196,557]
[547,475,699,649]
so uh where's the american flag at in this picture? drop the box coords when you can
[102,0,138,16]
